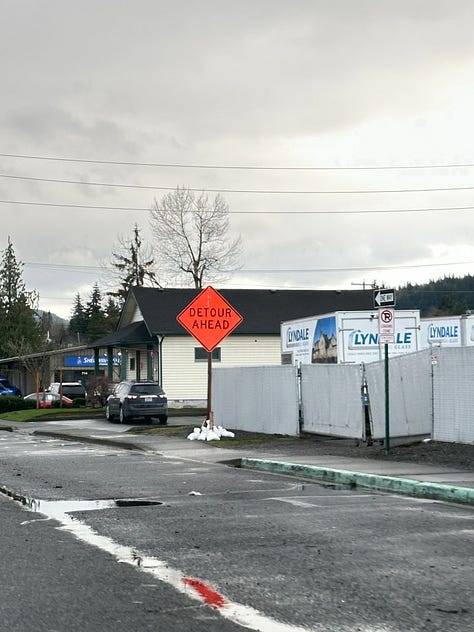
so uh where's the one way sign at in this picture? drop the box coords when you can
[373,288,396,308]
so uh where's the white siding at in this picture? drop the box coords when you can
[122,346,158,382]
[131,305,144,323]
[219,336,281,365]
[161,335,281,400]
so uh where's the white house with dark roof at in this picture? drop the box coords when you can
[91,287,373,402]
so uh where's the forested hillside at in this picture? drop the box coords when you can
[396,275,474,316]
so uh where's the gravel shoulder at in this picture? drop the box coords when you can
[132,423,474,471]
[215,432,474,471]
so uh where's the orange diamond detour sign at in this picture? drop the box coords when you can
[176,286,243,352]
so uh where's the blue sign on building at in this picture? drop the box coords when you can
[64,355,120,367]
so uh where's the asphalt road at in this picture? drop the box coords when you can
[0,421,473,632]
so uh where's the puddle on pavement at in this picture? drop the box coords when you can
[115,499,163,507]
[219,458,242,468]
[30,498,117,520]
[0,489,163,522]
[28,497,163,519]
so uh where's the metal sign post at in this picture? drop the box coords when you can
[377,306,395,453]
[177,286,243,420]
[384,343,390,453]
[207,352,213,424]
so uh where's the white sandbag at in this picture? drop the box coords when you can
[206,430,221,441]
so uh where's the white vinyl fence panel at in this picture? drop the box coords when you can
[365,350,432,440]
[301,364,364,438]
[212,365,300,436]
[212,348,473,443]
[433,347,474,444]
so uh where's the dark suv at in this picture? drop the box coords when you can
[49,382,87,400]
[106,380,168,424]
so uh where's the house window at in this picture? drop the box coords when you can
[129,357,136,371]
[194,347,221,362]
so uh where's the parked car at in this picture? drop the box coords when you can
[48,382,87,400]
[0,375,22,396]
[24,392,74,408]
[106,380,168,424]
[0,383,12,396]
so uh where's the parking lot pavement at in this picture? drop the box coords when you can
[12,416,473,506]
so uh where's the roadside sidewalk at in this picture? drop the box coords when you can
[28,424,474,507]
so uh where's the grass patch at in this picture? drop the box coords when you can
[207,432,293,448]
[168,408,207,417]
[126,425,293,447]
[0,408,105,422]
[125,424,197,436]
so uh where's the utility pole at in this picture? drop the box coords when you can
[351,280,379,290]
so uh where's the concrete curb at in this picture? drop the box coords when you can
[33,430,147,452]
[241,458,474,506]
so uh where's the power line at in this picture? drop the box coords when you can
[2,198,474,215]
[1,172,474,195]
[39,295,78,301]
[1,151,473,171]
[238,262,474,273]
[24,259,474,275]
[237,262,474,273]
[25,262,104,274]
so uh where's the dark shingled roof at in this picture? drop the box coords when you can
[91,320,153,348]
[127,287,373,336]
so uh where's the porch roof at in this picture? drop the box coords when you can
[91,320,154,349]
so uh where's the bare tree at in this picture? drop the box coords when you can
[12,337,50,392]
[149,187,242,288]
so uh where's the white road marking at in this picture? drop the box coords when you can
[270,497,322,508]
[12,495,318,632]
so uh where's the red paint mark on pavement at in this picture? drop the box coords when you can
[183,577,226,609]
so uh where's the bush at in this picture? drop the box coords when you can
[86,375,111,407]
[0,396,35,413]
[72,397,86,408]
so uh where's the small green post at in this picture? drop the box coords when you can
[384,343,390,453]
[94,348,100,376]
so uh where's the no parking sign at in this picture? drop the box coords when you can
[378,307,395,344]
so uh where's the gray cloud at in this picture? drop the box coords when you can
[1,0,474,318]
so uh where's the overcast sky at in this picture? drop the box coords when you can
[2,0,474,319]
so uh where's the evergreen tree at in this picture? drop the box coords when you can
[69,293,88,343]
[0,237,42,357]
[69,286,119,344]
[397,275,474,316]
[109,223,159,303]
[432,291,468,316]
[104,296,121,331]
[85,283,109,341]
